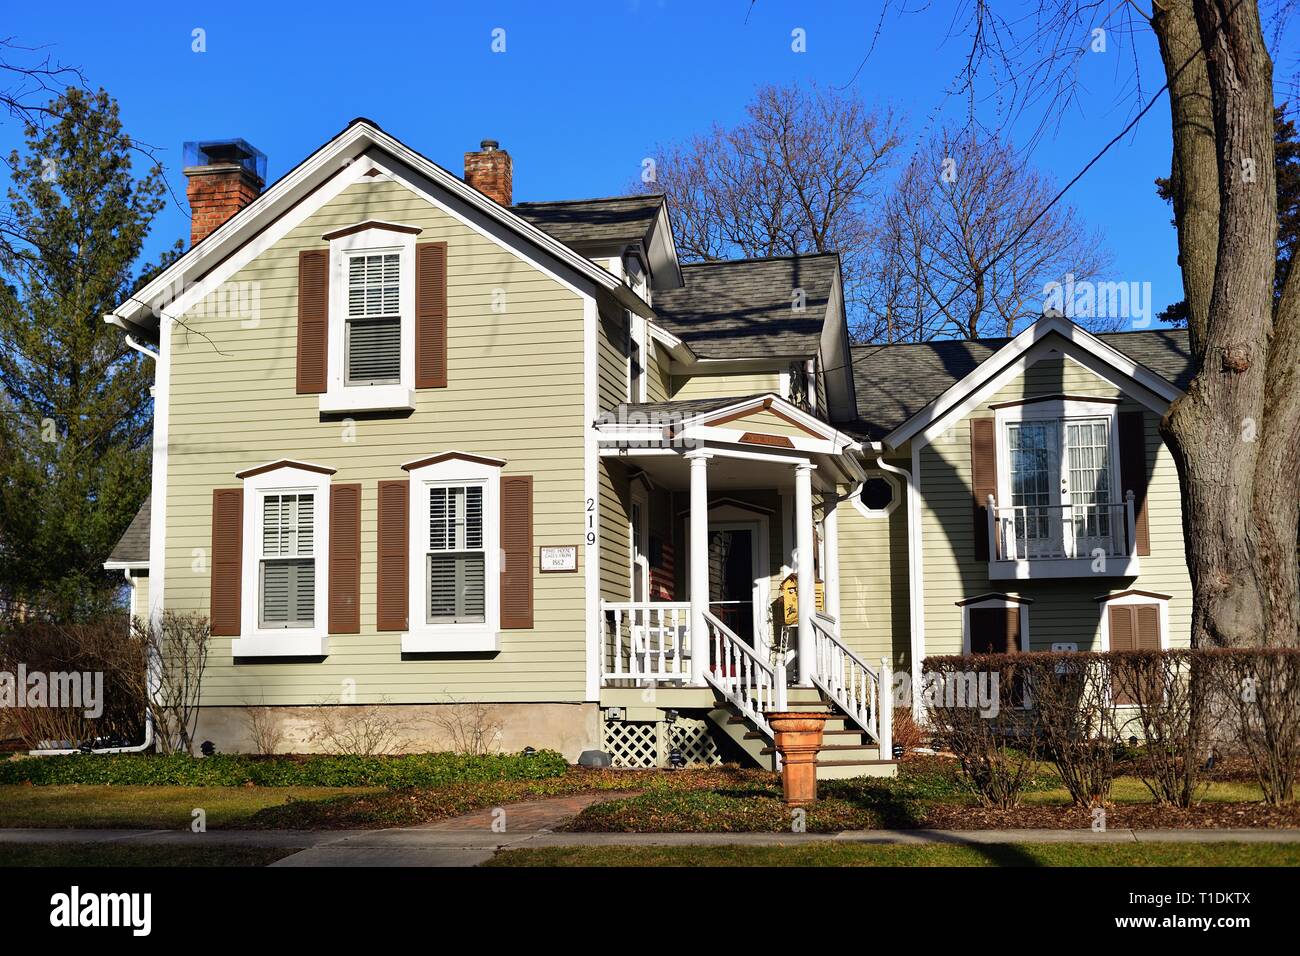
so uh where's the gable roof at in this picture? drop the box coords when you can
[105,496,150,568]
[650,254,839,359]
[512,195,664,249]
[105,118,654,334]
[844,327,1192,441]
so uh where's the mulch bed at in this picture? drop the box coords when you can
[917,801,1300,830]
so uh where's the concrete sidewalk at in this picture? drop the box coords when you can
[1,826,1297,867]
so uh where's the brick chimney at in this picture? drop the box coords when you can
[463,139,512,206]
[183,139,266,246]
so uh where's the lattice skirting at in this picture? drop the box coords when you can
[602,715,722,769]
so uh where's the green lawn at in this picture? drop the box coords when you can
[1022,777,1267,805]
[0,785,376,829]
[0,843,299,867]
[484,842,1300,867]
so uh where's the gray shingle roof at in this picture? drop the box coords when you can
[845,328,1192,441]
[511,195,664,248]
[651,254,838,359]
[603,395,769,419]
[107,496,150,566]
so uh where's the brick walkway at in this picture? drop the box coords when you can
[420,792,639,832]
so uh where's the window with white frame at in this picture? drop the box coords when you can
[345,251,402,386]
[427,483,486,624]
[258,492,317,628]
[997,400,1121,559]
[403,454,503,652]
[235,462,332,657]
[322,224,418,413]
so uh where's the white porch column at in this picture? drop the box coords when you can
[824,493,840,621]
[687,452,711,686]
[794,463,816,686]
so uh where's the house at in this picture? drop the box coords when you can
[103,119,1193,775]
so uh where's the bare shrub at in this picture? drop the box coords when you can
[924,654,1041,808]
[307,699,414,756]
[890,706,925,755]
[429,698,503,755]
[240,704,286,756]
[1204,648,1300,805]
[1023,654,1116,807]
[1109,649,1209,808]
[135,612,210,756]
[0,616,148,749]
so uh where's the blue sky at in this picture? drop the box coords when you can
[7,0,1280,326]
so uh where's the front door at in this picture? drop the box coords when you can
[708,526,756,646]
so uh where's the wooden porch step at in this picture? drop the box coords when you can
[760,743,876,756]
[744,728,865,740]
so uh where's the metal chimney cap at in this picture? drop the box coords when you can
[479,139,500,151]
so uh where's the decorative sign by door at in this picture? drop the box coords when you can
[539,545,578,573]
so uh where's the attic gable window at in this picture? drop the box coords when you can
[345,252,402,386]
[317,222,421,413]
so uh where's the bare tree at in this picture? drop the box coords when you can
[642,82,904,339]
[872,128,1112,340]
[872,1,1299,647]
[136,612,210,755]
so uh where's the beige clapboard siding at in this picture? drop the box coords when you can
[599,460,632,602]
[164,177,590,705]
[645,340,670,403]
[836,468,910,667]
[671,370,782,400]
[918,355,1193,657]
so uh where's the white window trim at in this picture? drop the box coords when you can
[234,464,331,658]
[624,252,649,403]
[1097,591,1170,653]
[959,595,1031,655]
[850,470,902,520]
[320,225,418,414]
[629,483,649,601]
[990,398,1138,578]
[403,456,502,653]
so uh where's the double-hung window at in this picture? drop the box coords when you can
[402,454,503,652]
[427,483,486,624]
[321,223,418,413]
[345,252,402,386]
[259,492,316,628]
[235,461,332,657]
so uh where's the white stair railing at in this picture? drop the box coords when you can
[701,609,786,737]
[810,613,892,758]
[602,601,692,685]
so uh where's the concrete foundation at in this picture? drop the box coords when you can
[191,702,601,762]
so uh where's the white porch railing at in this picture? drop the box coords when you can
[810,613,892,756]
[602,601,692,684]
[989,492,1136,562]
[701,609,786,737]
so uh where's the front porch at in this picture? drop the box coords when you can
[594,395,895,776]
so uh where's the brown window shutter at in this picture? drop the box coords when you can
[376,480,409,631]
[297,249,329,394]
[329,484,362,634]
[210,488,243,636]
[415,241,448,388]
[1117,411,1150,556]
[970,418,997,560]
[500,475,534,629]
[1134,603,1161,650]
[1109,604,1137,704]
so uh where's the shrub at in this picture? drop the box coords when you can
[0,616,147,749]
[1202,648,1300,805]
[923,654,1041,808]
[136,612,211,756]
[0,750,569,787]
[1020,653,1116,807]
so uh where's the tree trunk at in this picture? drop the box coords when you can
[1156,0,1300,647]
